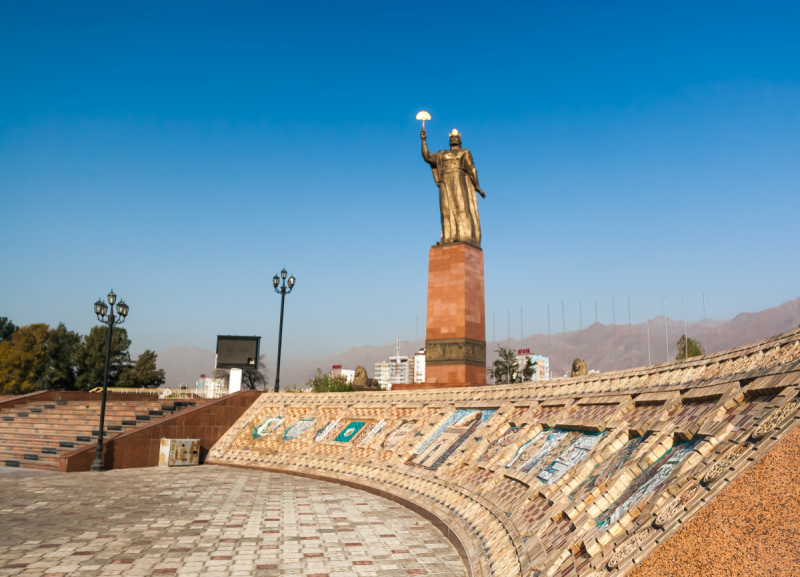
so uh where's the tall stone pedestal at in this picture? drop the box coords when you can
[423,242,486,387]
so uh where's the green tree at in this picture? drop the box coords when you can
[676,335,705,360]
[0,323,50,395]
[488,346,519,384]
[118,350,165,388]
[521,356,537,382]
[75,325,131,390]
[306,368,353,393]
[41,323,82,390]
[0,317,17,343]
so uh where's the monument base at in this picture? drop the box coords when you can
[422,242,487,390]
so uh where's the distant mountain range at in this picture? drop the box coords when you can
[157,295,800,388]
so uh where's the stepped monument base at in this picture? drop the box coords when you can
[419,242,486,389]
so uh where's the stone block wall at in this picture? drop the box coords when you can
[208,328,800,577]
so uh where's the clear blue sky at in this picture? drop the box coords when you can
[2,1,799,360]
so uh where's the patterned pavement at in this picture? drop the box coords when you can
[0,465,467,577]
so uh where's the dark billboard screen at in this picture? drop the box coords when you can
[216,335,261,370]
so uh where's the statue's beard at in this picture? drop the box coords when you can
[450,138,462,148]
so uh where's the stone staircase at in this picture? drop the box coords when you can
[0,398,199,471]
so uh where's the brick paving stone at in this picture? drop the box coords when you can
[0,466,466,577]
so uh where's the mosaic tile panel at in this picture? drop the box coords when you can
[333,420,366,443]
[254,416,283,439]
[353,418,385,447]
[536,431,606,485]
[479,425,523,463]
[409,409,496,470]
[314,418,342,442]
[596,439,700,528]
[383,421,417,450]
[284,418,314,441]
[569,435,647,503]
[506,430,582,476]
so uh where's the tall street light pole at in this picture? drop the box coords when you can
[90,290,129,472]
[272,269,296,393]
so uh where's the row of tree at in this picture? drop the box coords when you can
[488,335,706,384]
[0,317,165,396]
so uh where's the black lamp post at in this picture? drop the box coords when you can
[90,290,129,472]
[272,269,295,393]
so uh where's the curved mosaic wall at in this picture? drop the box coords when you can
[208,328,800,577]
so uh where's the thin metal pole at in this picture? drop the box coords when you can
[646,297,652,365]
[612,298,616,371]
[579,301,583,361]
[274,286,286,393]
[628,297,633,368]
[683,292,688,359]
[595,300,600,372]
[703,291,707,353]
[547,304,551,360]
[561,301,567,376]
[91,314,114,471]
[663,295,669,362]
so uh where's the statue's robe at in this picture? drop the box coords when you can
[422,147,482,247]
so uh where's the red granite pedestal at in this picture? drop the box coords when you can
[394,242,486,390]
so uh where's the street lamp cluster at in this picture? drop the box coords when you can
[90,290,129,472]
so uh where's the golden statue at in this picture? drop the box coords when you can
[418,112,487,248]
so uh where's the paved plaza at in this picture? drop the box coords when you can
[0,465,467,577]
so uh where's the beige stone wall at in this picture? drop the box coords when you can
[208,328,800,577]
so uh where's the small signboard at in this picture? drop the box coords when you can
[518,348,531,355]
[216,335,261,370]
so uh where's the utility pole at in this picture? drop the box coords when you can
[595,300,600,372]
[646,297,652,365]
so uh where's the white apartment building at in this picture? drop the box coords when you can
[388,355,415,386]
[414,349,426,384]
[374,361,391,389]
[330,365,356,383]
[196,374,228,398]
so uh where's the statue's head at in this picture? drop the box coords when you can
[449,129,462,149]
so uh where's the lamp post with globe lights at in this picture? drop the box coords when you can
[272,269,295,393]
[90,290,129,472]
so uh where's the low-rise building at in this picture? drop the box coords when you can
[388,355,415,386]
[374,361,391,389]
[196,374,228,398]
[330,365,356,383]
[414,349,426,383]
[514,350,550,382]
